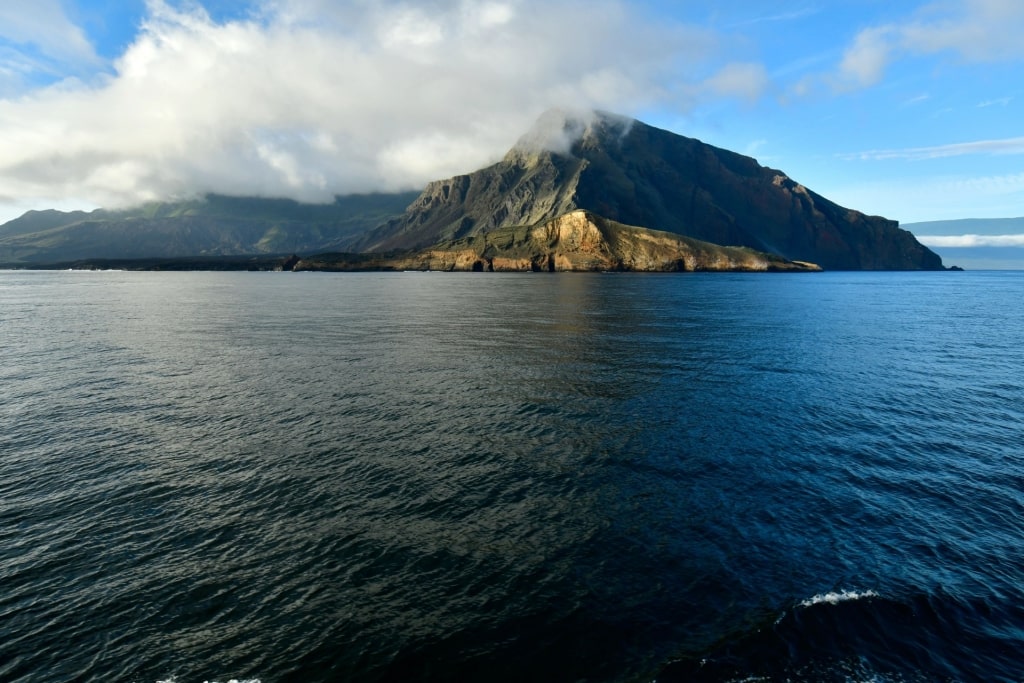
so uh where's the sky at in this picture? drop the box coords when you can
[1,0,1023,243]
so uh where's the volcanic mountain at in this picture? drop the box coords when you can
[353,109,943,270]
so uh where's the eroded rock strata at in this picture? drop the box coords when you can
[296,211,821,272]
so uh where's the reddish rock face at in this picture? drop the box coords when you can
[356,110,944,271]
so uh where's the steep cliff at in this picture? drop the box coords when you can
[298,210,821,272]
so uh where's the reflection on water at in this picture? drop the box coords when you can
[1,270,1023,682]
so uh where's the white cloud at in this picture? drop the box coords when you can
[378,7,445,49]
[823,171,1024,223]
[900,93,930,108]
[900,0,1024,62]
[977,96,1012,107]
[825,0,1024,92]
[0,0,720,211]
[842,136,1024,161]
[916,233,1024,247]
[837,26,894,88]
[729,7,821,27]
[743,139,768,156]
[0,0,100,67]
[703,62,769,101]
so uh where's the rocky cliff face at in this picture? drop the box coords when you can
[355,110,943,270]
[353,147,586,251]
[299,210,820,273]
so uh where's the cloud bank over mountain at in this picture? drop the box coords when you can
[3,0,1024,225]
[917,234,1024,247]
[0,0,734,211]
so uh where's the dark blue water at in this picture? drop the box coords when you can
[1,270,1022,682]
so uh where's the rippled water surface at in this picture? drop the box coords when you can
[1,270,1022,682]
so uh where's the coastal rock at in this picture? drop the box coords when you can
[298,210,822,273]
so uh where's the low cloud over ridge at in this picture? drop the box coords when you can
[917,233,1024,247]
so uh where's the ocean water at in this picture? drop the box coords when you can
[1,269,1022,682]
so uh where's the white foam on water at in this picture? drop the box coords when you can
[155,677,260,683]
[799,589,880,608]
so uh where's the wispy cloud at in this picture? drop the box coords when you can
[702,62,769,101]
[820,171,1024,223]
[744,139,768,156]
[900,0,1024,62]
[836,25,894,88]
[900,93,930,108]
[827,0,1024,92]
[0,0,101,70]
[977,97,1012,107]
[729,6,820,27]
[916,234,1024,247]
[842,136,1024,161]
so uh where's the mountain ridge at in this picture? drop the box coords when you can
[0,192,418,265]
[354,109,943,270]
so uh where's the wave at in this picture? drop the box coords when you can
[156,677,260,683]
[657,589,1024,682]
[797,589,880,608]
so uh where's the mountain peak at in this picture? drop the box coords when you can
[356,109,944,269]
[508,108,635,159]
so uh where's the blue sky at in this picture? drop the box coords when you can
[1,0,1022,242]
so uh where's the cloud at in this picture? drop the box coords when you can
[821,171,1024,223]
[977,96,1012,107]
[827,0,1024,92]
[0,0,720,210]
[511,108,598,156]
[900,0,1024,62]
[702,62,769,101]
[0,0,101,70]
[743,139,768,156]
[730,7,820,26]
[842,136,1024,160]
[837,26,895,88]
[916,233,1024,247]
[900,93,930,107]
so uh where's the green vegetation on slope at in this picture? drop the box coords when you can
[0,192,418,266]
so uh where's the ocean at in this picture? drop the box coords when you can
[1,269,1022,682]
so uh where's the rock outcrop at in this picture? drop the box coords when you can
[296,210,821,273]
